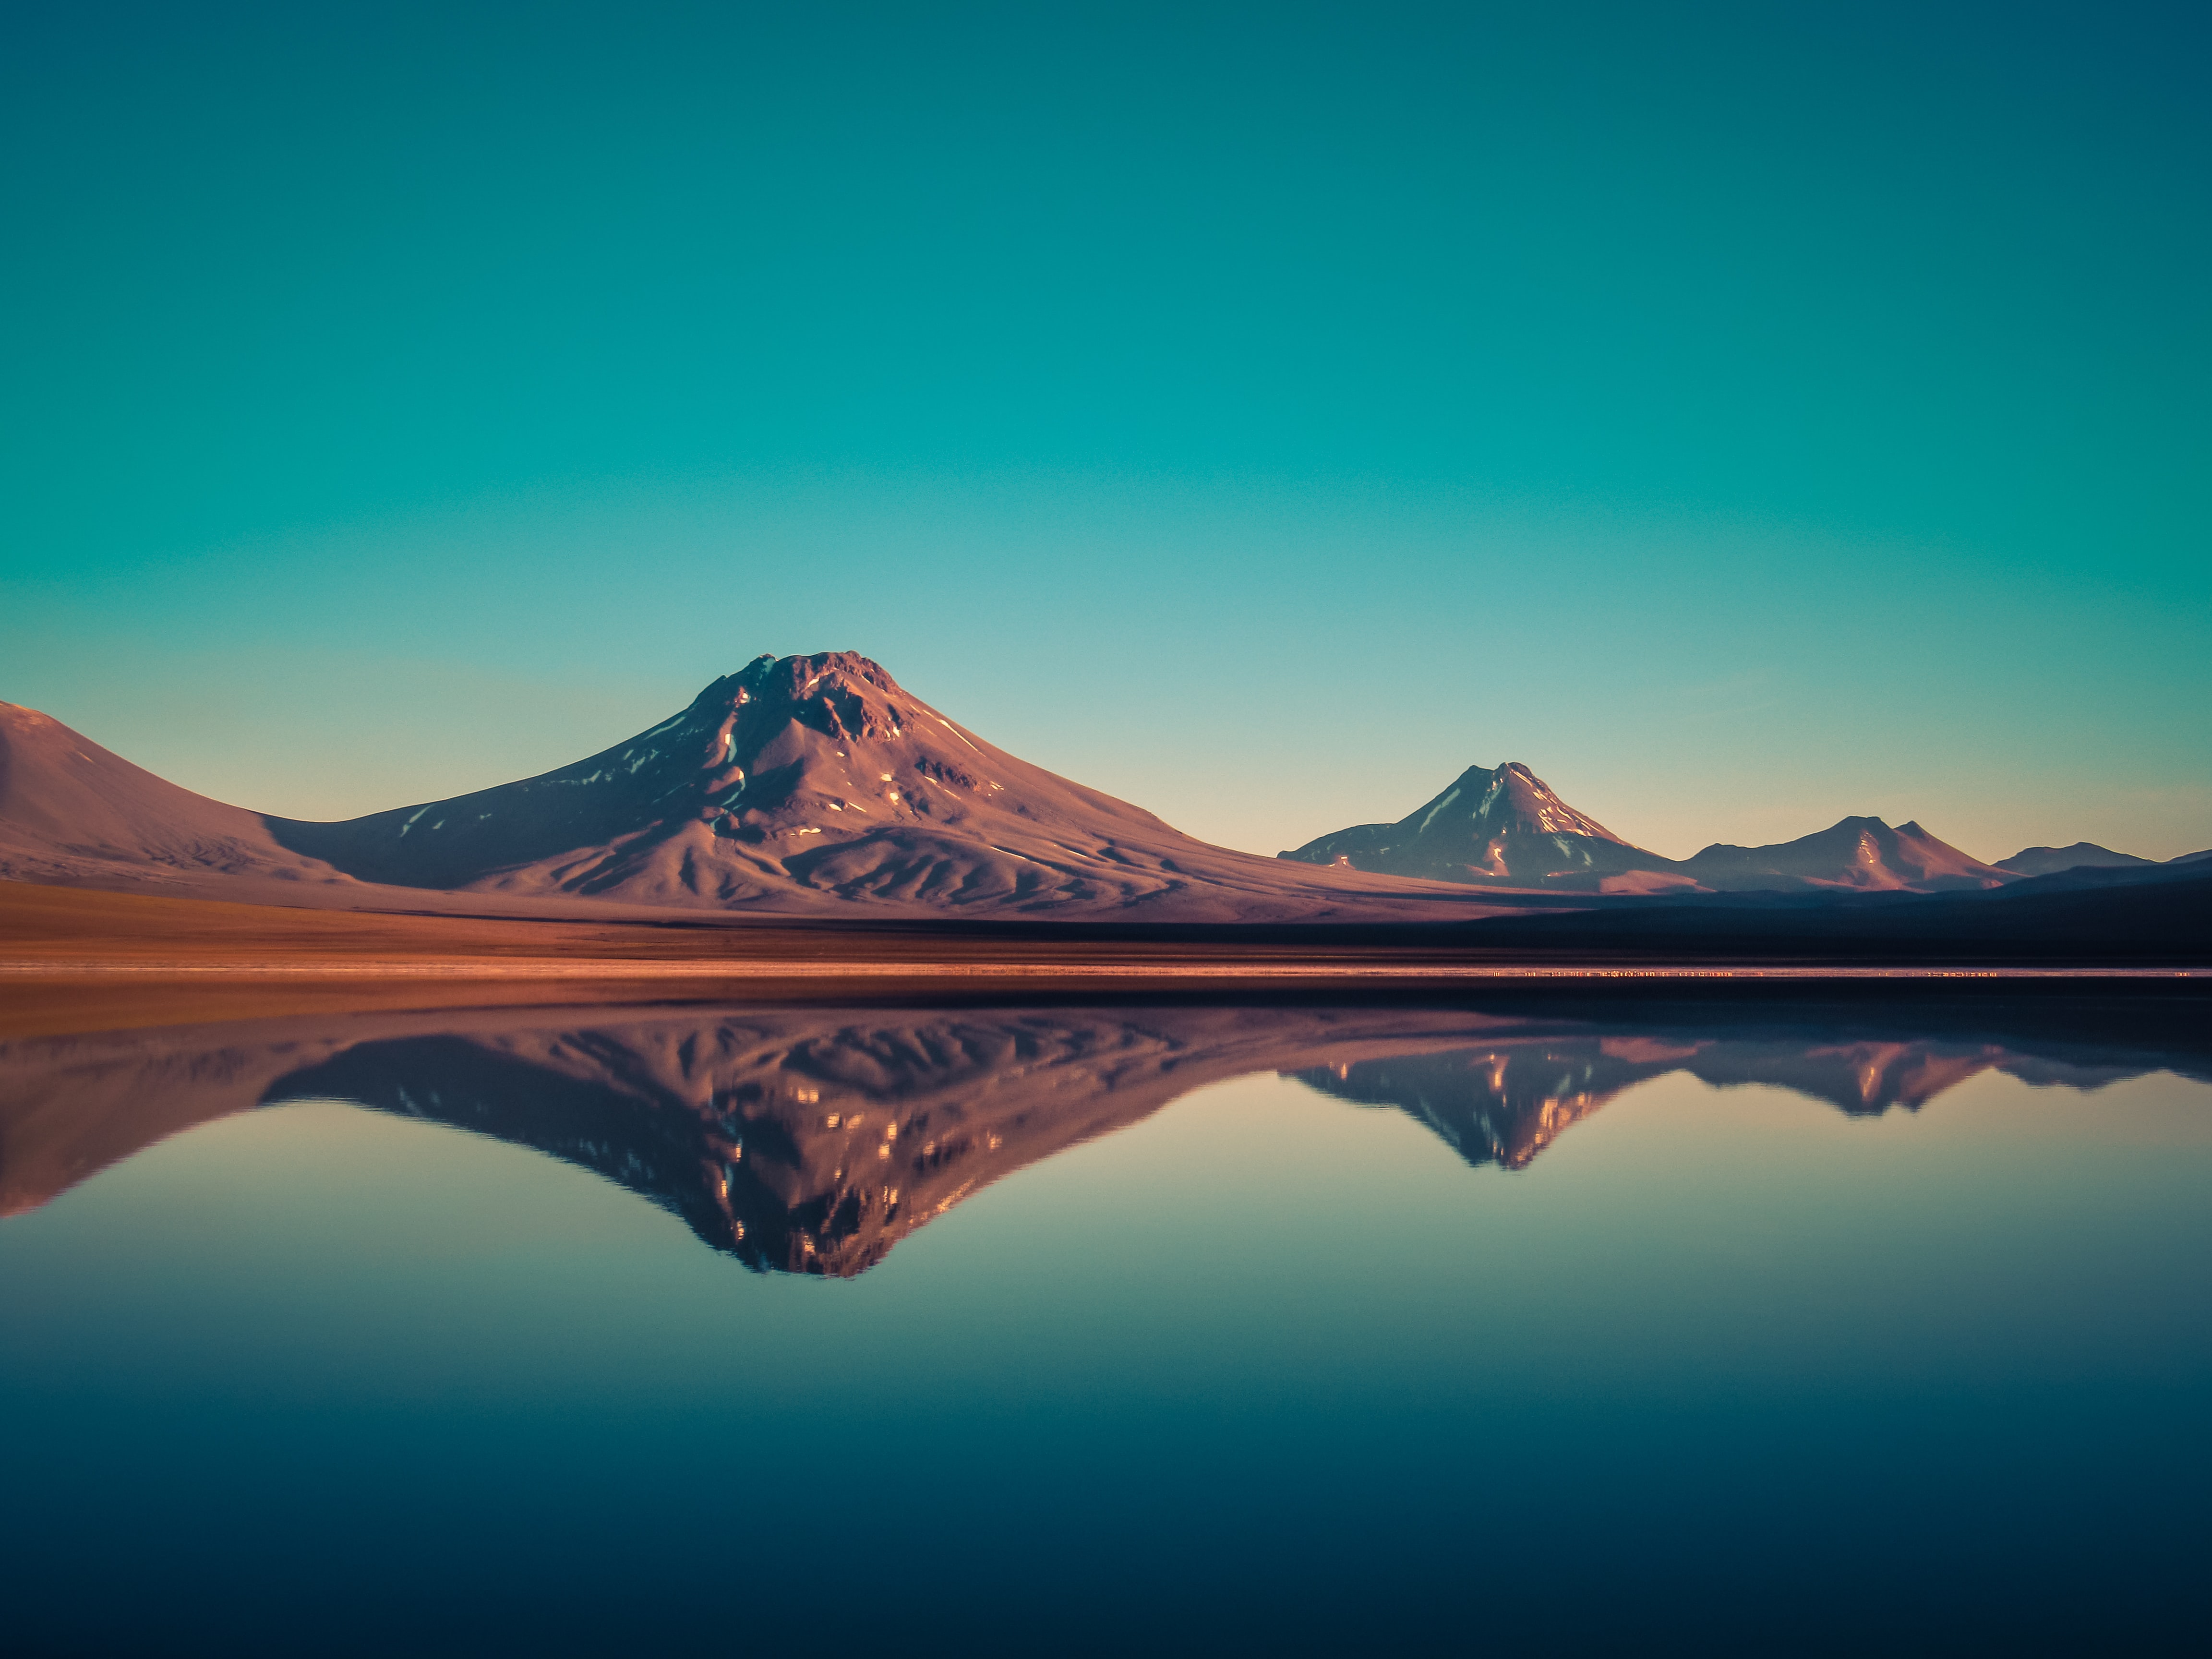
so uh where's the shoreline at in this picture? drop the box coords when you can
[5,959,2206,980]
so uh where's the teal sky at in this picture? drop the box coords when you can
[3,1,2207,861]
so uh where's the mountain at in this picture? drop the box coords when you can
[1278,762,1695,893]
[1674,816,2012,893]
[1283,760,2013,894]
[6,666,2175,916]
[3,656,1508,922]
[1997,842,2212,877]
[0,700,349,894]
[1996,842,2158,877]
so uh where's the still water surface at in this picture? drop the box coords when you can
[2,993,2207,1655]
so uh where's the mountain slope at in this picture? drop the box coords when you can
[0,701,353,894]
[3,656,1515,922]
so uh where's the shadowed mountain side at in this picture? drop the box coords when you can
[5,994,2205,1271]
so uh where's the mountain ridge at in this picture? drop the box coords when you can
[2,659,1516,923]
[1282,763,2017,894]
[1989,841,2212,878]
[9,660,2200,915]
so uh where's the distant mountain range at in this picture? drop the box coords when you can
[1280,760,2208,894]
[1996,841,2211,878]
[3,652,2204,917]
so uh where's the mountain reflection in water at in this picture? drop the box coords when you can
[4,995,2206,1275]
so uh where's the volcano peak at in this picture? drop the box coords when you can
[1280,759,1653,889]
[212,651,1497,918]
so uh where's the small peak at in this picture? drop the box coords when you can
[694,655,779,704]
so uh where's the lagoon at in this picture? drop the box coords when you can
[2,992,2206,1654]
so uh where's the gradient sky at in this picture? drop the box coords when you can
[3,1,2207,861]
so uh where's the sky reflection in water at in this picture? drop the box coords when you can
[2,994,2207,1656]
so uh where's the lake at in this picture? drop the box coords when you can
[2,989,2206,1655]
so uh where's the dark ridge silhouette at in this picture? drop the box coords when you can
[1996,841,2158,877]
[1452,863,2212,966]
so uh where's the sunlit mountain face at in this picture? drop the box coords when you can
[5,997,2201,1276]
